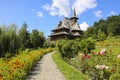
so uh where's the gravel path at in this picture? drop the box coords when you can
[26,52,65,80]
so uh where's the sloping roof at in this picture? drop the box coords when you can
[49,31,68,36]
[71,23,81,31]
[52,18,70,31]
[72,32,81,37]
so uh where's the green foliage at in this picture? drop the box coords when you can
[97,29,106,41]
[30,29,45,49]
[18,22,31,49]
[0,22,46,57]
[79,39,95,54]
[0,24,21,56]
[57,40,80,59]
[85,14,120,38]
[62,40,80,58]
[56,40,67,55]
[84,27,94,37]
[96,36,120,47]
[56,38,95,60]
[49,43,55,48]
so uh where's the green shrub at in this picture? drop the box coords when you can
[79,39,95,54]
[56,40,67,55]
[57,40,80,59]
[62,40,79,59]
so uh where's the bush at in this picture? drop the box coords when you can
[62,40,79,59]
[56,38,95,59]
[56,40,80,59]
[79,39,95,54]
[56,40,67,55]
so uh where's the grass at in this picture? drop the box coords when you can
[96,36,120,47]
[93,47,120,55]
[94,36,120,56]
[52,52,88,80]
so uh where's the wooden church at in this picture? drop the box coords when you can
[49,8,83,41]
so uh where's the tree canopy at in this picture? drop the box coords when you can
[0,22,45,57]
[85,14,120,40]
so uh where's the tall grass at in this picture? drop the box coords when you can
[96,36,120,47]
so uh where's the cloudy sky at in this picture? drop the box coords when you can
[0,0,120,37]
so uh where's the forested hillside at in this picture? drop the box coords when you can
[85,14,120,40]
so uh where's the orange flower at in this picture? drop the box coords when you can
[0,74,3,80]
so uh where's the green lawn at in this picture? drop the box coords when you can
[52,52,88,80]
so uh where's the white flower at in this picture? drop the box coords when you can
[105,66,109,69]
[95,65,99,69]
[118,54,120,58]
[95,65,108,69]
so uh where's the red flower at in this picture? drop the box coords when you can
[92,52,95,55]
[87,55,90,59]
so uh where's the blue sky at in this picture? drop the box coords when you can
[0,0,120,37]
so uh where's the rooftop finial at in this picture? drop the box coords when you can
[70,8,78,19]
[73,8,77,17]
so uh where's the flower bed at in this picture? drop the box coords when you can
[71,48,120,80]
[0,48,53,80]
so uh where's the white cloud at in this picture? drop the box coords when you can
[72,0,97,15]
[79,22,89,31]
[94,10,102,18]
[37,11,43,17]
[110,11,117,15]
[43,0,70,17]
[50,11,58,16]
[43,0,97,17]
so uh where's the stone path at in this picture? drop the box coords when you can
[26,52,65,80]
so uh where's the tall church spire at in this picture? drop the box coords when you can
[70,8,78,19]
[73,8,77,17]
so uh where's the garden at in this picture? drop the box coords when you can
[55,14,120,80]
[56,37,120,80]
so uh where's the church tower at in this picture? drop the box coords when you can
[70,8,78,26]
[49,8,83,41]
